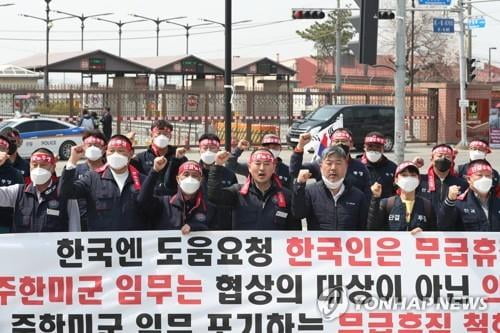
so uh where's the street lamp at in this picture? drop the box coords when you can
[94,17,146,57]
[52,10,113,51]
[19,1,73,100]
[162,21,213,55]
[198,14,251,151]
[128,14,186,56]
[489,47,497,83]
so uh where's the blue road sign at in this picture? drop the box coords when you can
[468,17,486,29]
[433,18,455,33]
[419,0,452,5]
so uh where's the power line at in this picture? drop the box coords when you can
[471,5,500,24]
[0,19,293,36]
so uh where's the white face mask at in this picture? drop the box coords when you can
[322,175,344,190]
[107,152,129,170]
[269,149,281,158]
[153,135,170,149]
[200,151,217,165]
[469,150,486,161]
[85,146,103,161]
[30,167,52,185]
[179,176,201,195]
[397,176,420,192]
[473,176,493,194]
[366,151,382,163]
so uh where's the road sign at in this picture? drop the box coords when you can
[418,0,451,5]
[433,18,455,33]
[468,17,486,29]
[459,99,470,108]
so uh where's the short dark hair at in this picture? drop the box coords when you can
[365,131,384,139]
[109,134,133,149]
[90,111,98,118]
[0,127,20,139]
[0,134,16,155]
[332,128,353,137]
[83,130,107,144]
[198,133,220,143]
[432,143,453,152]
[82,109,89,115]
[151,120,173,131]
[105,107,111,112]
[32,148,54,156]
[320,145,347,161]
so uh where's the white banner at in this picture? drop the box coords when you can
[0,231,499,332]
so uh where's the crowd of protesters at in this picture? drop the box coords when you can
[0,119,498,234]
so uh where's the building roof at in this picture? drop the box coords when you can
[131,55,224,75]
[209,57,295,75]
[0,64,42,78]
[12,49,151,74]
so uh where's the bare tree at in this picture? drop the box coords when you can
[378,3,458,82]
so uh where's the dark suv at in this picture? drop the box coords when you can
[286,104,395,151]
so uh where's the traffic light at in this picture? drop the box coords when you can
[292,9,326,20]
[378,10,395,19]
[466,58,477,83]
[348,0,380,65]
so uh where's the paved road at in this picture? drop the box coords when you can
[55,143,500,182]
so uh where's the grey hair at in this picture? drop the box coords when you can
[320,145,347,161]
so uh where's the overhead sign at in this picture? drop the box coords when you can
[433,18,455,33]
[468,16,486,29]
[418,0,452,5]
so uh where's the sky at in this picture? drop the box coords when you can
[0,0,498,68]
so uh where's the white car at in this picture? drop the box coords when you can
[0,117,84,160]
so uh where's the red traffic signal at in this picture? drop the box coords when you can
[292,10,326,19]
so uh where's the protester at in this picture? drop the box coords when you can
[72,130,108,231]
[292,145,368,230]
[60,135,149,231]
[139,158,212,233]
[227,134,292,188]
[290,128,371,197]
[357,132,397,199]
[131,120,178,196]
[0,148,80,232]
[418,144,468,213]
[457,139,499,187]
[208,148,300,230]
[439,159,499,231]
[0,127,29,182]
[0,135,24,232]
[367,161,435,233]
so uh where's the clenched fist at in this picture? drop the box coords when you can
[238,139,250,151]
[69,145,85,165]
[176,147,187,159]
[215,151,230,166]
[447,185,461,201]
[297,169,312,184]
[153,156,168,172]
[371,182,382,198]
[0,151,9,167]
[297,133,312,150]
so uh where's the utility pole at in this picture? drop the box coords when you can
[408,0,416,140]
[224,0,232,152]
[394,0,406,164]
[335,0,341,94]
[457,0,468,148]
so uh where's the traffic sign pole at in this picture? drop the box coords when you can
[457,0,468,148]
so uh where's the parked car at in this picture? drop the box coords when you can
[287,104,395,151]
[0,117,84,160]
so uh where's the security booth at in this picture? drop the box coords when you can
[209,57,296,144]
[12,49,152,115]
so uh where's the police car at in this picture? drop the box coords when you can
[0,117,85,160]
